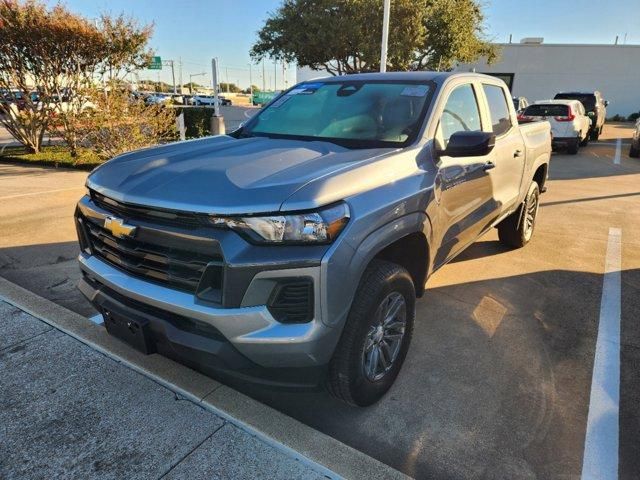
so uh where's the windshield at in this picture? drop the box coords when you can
[239,81,433,148]
[523,104,569,117]
[554,93,596,111]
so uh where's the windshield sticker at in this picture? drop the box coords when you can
[287,82,323,95]
[270,96,292,108]
[400,85,429,97]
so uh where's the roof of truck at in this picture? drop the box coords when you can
[302,71,499,84]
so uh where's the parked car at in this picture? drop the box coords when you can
[170,94,185,105]
[191,94,231,106]
[630,118,640,158]
[145,93,172,105]
[512,96,529,113]
[519,100,590,154]
[554,91,607,141]
[74,72,551,406]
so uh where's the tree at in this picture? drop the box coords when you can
[0,0,104,153]
[243,85,260,94]
[0,1,155,155]
[219,82,241,93]
[251,0,497,75]
[96,13,154,82]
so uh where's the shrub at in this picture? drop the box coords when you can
[176,107,214,138]
[628,112,640,122]
[81,89,176,160]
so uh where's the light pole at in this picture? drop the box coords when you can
[189,72,206,95]
[380,0,391,72]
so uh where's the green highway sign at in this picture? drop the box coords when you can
[148,56,162,70]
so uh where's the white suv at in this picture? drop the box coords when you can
[519,99,591,154]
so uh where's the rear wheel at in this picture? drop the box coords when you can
[567,136,580,154]
[580,133,589,146]
[590,127,600,141]
[497,181,540,249]
[327,260,415,406]
[630,142,640,158]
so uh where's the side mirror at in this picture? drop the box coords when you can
[441,131,496,157]
[604,100,609,107]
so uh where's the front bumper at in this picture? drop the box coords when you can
[79,254,338,387]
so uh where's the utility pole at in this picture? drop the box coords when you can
[262,58,266,92]
[226,67,230,93]
[380,0,391,72]
[178,57,183,93]
[210,58,225,135]
[282,61,287,90]
[249,63,253,99]
[274,59,277,91]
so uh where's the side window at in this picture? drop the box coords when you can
[482,84,512,136]
[439,84,482,146]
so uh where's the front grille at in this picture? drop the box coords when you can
[90,190,210,228]
[267,278,314,324]
[79,215,223,294]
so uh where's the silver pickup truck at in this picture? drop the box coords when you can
[75,72,551,406]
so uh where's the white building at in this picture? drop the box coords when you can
[455,40,640,117]
[297,40,640,117]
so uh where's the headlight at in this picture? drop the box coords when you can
[211,203,350,244]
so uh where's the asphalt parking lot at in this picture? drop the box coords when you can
[1,123,638,479]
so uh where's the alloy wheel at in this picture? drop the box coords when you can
[362,292,407,382]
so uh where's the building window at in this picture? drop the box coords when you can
[482,73,514,91]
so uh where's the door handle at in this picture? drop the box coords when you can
[483,161,495,171]
[514,149,523,158]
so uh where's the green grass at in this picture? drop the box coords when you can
[0,145,102,170]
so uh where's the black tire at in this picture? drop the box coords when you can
[327,260,415,406]
[567,137,579,155]
[630,142,640,158]
[590,127,600,141]
[580,133,589,147]
[497,181,540,249]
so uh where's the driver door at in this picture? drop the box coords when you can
[432,82,499,267]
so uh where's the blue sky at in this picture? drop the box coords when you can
[52,0,640,89]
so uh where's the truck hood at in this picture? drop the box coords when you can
[87,136,394,214]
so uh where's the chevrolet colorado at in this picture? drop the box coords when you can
[75,72,551,406]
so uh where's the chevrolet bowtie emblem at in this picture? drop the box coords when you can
[104,216,137,239]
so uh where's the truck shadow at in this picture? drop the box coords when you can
[241,267,639,480]
[2,242,639,479]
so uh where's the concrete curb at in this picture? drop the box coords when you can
[0,277,409,480]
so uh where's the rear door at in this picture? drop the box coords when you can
[432,81,498,266]
[479,82,526,211]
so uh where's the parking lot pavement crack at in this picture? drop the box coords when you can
[157,422,227,480]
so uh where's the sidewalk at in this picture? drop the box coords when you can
[0,300,326,479]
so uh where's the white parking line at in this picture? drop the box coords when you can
[613,138,621,164]
[0,186,84,200]
[581,227,621,480]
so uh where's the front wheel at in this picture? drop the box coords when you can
[497,181,540,248]
[327,260,415,406]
